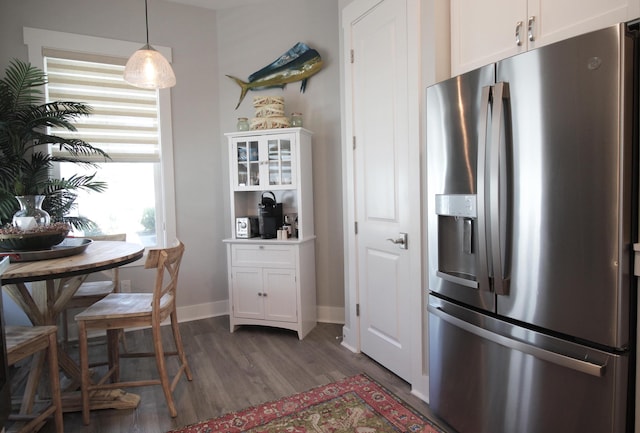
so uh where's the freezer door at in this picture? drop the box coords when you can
[495,24,635,348]
[428,296,629,433]
[426,65,496,311]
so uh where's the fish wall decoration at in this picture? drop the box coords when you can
[227,42,323,109]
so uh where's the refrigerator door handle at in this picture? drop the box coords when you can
[476,85,492,293]
[428,304,607,378]
[489,82,511,295]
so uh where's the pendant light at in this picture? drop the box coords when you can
[124,0,176,89]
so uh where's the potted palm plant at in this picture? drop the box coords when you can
[0,59,109,237]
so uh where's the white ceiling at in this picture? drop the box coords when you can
[165,0,272,10]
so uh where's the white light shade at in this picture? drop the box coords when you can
[124,44,176,89]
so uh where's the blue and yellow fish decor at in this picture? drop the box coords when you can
[227,42,323,109]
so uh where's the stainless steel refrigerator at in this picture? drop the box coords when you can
[426,22,639,433]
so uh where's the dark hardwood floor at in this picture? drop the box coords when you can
[33,315,452,433]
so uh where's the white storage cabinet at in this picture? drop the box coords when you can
[223,128,316,339]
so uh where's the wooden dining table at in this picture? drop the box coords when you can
[1,240,145,412]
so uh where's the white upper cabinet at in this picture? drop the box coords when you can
[230,133,296,191]
[225,128,314,240]
[451,0,527,76]
[451,0,640,76]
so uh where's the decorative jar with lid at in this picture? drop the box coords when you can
[291,113,303,127]
[237,117,250,131]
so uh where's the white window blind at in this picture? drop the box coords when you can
[44,52,160,163]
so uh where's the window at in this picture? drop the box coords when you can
[45,56,162,246]
[23,28,176,247]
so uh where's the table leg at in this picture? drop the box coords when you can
[3,283,44,325]
[53,276,86,314]
[58,349,81,391]
[19,350,45,415]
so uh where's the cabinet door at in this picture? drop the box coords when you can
[263,268,297,323]
[451,0,527,75]
[231,267,264,319]
[232,138,260,189]
[263,135,296,188]
[530,0,640,50]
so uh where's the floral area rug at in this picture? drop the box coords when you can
[169,373,445,433]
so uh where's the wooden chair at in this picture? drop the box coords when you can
[5,326,63,433]
[61,233,127,346]
[75,240,192,425]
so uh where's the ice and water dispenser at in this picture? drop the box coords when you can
[435,194,479,289]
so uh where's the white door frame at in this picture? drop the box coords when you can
[340,0,427,399]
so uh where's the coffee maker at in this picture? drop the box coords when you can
[258,191,283,239]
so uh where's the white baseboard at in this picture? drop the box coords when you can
[176,300,229,323]
[410,376,429,403]
[340,324,359,353]
[176,302,345,325]
[317,305,345,324]
[67,301,344,341]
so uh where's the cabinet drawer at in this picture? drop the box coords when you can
[231,244,296,268]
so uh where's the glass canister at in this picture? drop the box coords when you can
[291,113,303,127]
[237,117,250,131]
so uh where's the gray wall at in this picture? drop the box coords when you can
[216,1,343,318]
[0,0,343,324]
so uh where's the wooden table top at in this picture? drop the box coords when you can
[1,241,145,284]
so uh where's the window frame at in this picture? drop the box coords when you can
[23,27,177,248]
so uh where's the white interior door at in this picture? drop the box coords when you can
[351,0,412,381]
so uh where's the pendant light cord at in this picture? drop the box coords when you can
[145,0,150,45]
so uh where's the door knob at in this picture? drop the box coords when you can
[386,232,408,250]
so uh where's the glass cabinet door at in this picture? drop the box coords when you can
[236,139,260,187]
[233,134,296,190]
[268,138,292,186]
